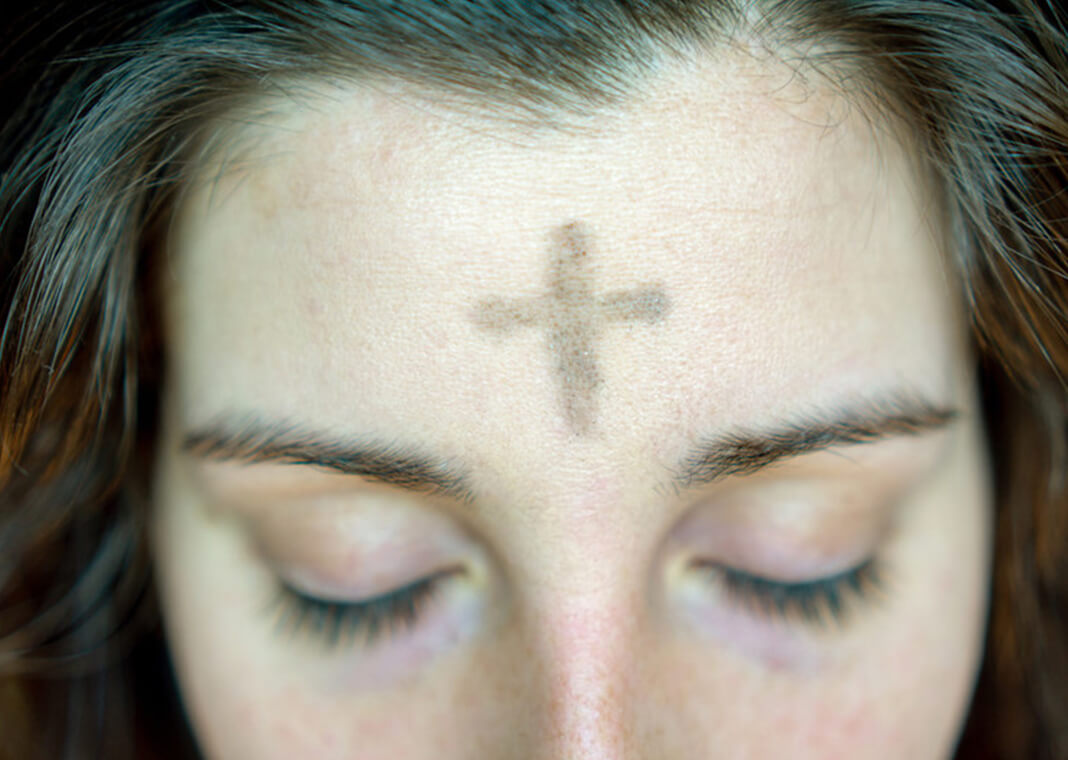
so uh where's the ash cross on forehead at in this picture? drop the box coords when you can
[472,221,670,435]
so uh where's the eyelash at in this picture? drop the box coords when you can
[709,557,884,627]
[266,559,882,651]
[266,573,449,650]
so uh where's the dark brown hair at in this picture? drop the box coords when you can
[2,1,1067,757]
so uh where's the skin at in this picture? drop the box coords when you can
[152,47,992,759]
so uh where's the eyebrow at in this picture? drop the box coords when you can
[181,391,958,503]
[671,392,958,490]
[181,419,476,504]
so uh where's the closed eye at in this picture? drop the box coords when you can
[264,568,462,651]
[693,557,885,627]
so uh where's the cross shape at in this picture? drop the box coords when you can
[472,221,670,434]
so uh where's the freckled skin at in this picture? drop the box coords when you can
[473,221,670,434]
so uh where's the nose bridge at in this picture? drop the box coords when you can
[507,469,649,759]
[527,592,639,760]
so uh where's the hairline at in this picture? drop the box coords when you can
[178,33,938,215]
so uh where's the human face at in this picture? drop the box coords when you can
[152,49,992,760]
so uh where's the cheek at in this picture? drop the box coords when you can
[647,607,983,760]
[208,689,347,759]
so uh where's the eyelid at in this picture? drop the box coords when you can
[265,566,464,650]
[245,500,473,598]
[691,556,885,627]
[669,475,902,583]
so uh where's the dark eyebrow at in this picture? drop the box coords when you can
[181,418,475,504]
[671,392,959,491]
[183,393,958,505]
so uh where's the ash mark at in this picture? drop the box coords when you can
[472,221,670,435]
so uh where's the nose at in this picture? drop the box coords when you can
[526,601,637,760]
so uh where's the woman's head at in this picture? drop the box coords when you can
[2,2,1067,759]
[154,51,992,757]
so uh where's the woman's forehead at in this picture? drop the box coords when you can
[165,53,967,470]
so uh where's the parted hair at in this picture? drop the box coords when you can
[2,1,1067,758]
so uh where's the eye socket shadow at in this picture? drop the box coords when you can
[472,221,670,435]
